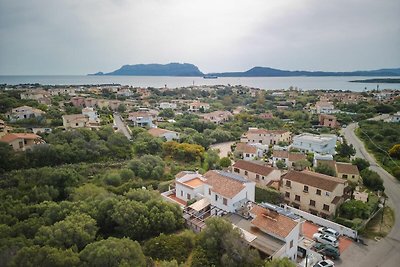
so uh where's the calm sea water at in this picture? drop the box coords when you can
[0,75,399,91]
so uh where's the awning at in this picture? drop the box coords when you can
[189,198,211,212]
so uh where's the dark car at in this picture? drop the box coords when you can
[313,243,340,260]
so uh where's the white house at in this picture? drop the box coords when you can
[169,170,255,213]
[201,111,233,124]
[128,111,156,128]
[188,101,210,112]
[7,106,45,121]
[385,111,400,123]
[159,102,177,110]
[235,142,264,160]
[292,133,337,155]
[82,107,100,124]
[148,128,180,141]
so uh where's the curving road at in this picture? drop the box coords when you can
[113,113,132,140]
[341,122,400,267]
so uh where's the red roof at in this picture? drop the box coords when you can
[0,133,41,143]
[233,160,275,176]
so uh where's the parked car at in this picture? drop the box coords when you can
[313,233,339,248]
[313,259,335,267]
[313,243,340,259]
[318,227,340,238]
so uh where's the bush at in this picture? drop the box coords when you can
[315,163,336,177]
[351,158,370,172]
[361,169,385,191]
[255,186,283,205]
[219,157,231,168]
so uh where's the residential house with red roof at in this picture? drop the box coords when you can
[148,128,180,141]
[232,160,281,188]
[271,150,307,169]
[281,170,349,218]
[0,133,44,151]
[241,127,291,145]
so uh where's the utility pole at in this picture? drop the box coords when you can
[380,197,386,234]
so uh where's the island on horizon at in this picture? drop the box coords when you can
[89,63,400,78]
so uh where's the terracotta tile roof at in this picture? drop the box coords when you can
[316,160,337,171]
[236,143,257,154]
[175,171,196,179]
[0,133,41,143]
[288,153,306,162]
[283,170,346,192]
[148,128,176,137]
[203,170,247,199]
[183,178,204,188]
[250,205,297,238]
[62,114,88,122]
[128,111,154,118]
[273,150,289,158]
[233,160,275,176]
[336,162,360,175]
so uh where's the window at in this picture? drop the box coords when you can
[234,168,239,173]
[246,153,250,157]
[325,192,330,197]
[223,198,227,205]
[244,171,248,176]
[342,174,348,179]
[323,204,330,211]
[187,193,191,200]
[180,190,183,197]
[285,180,291,187]
[215,194,218,201]
[19,141,23,148]
[256,174,260,180]
[295,195,300,201]
[209,188,211,195]
[290,240,293,249]
[316,189,321,195]
[262,176,265,180]
[285,192,290,198]
[303,185,309,192]
[310,200,316,207]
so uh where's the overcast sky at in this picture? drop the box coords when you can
[0,0,399,75]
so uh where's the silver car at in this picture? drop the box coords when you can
[318,227,340,238]
[313,233,339,248]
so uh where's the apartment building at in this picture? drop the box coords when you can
[292,133,337,155]
[232,160,281,187]
[316,160,361,183]
[241,128,291,145]
[281,170,349,218]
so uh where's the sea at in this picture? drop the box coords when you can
[0,75,399,92]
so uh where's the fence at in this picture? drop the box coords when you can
[282,204,358,239]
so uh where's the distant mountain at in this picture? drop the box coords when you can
[91,63,203,76]
[209,67,400,77]
[90,64,400,77]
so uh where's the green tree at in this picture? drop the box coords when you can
[351,158,370,172]
[197,217,262,266]
[9,246,80,267]
[34,213,98,250]
[336,141,356,159]
[264,257,296,267]
[219,157,232,168]
[117,103,126,113]
[361,169,385,191]
[276,160,286,170]
[293,160,311,171]
[315,163,336,177]
[190,247,211,267]
[79,237,146,267]
[128,155,165,180]
[159,108,175,118]
[339,200,370,220]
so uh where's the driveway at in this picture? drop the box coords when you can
[210,141,235,158]
[340,121,400,267]
[113,113,132,140]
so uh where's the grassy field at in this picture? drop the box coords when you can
[362,207,395,239]
[357,120,400,180]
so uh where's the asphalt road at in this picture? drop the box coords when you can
[113,113,132,140]
[340,122,400,267]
